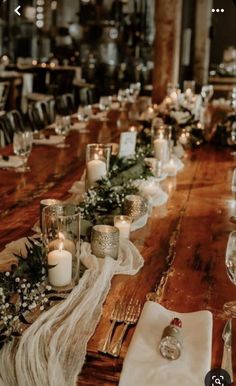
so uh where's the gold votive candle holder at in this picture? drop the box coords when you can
[123,195,148,221]
[91,225,119,259]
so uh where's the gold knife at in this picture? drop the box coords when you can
[221,319,233,383]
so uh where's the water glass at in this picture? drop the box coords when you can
[201,85,214,105]
[13,131,33,172]
[230,169,236,224]
[224,231,236,316]
[55,115,70,148]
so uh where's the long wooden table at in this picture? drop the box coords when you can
[0,113,236,385]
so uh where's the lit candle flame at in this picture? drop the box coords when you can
[58,232,65,251]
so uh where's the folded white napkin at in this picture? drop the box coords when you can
[90,111,107,120]
[119,301,212,386]
[70,122,88,131]
[33,135,64,146]
[0,156,24,169]
[134,177,168,208]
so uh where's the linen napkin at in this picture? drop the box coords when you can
[0,156,23,169]
[119,301,212,386]
[33,135,64,146]
[70,122,88,132]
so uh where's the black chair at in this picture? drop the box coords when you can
[5,110,25,142]
[79,87,95,105]
[0,116,11,146]
[28,100,55,131]
[55,93,76,116]
[0,81,10,111]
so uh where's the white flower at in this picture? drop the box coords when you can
[22,302,27,308]
[46,285,52,291]
[5,272,10,277]
[15,277,20,282]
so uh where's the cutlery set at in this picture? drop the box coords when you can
[101,303,234,382]
[99,298,141,357]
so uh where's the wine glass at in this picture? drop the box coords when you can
[129,83,141,101]
[230,169,236,224]
[224,231,236,316]
[201,85,214,105]
[55,115,70,148]
[99,96,112,111]
[77,106,90,133]
[13,131,33,172]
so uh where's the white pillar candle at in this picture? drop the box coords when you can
[114,216,131,239]
[170,91,178,102]
[48,249,72,287]
[86,158,106,187]
[146,106,154,120]
[154,137,168,163]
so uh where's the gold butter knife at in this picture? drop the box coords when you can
[221,319,233,383]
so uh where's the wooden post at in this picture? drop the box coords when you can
[152,0,183,103]
[193,0,213,86]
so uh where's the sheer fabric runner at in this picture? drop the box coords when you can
[0,239,144,386]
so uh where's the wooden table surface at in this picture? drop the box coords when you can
[0,112,236,385]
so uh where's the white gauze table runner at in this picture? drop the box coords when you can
[0,238,143,386]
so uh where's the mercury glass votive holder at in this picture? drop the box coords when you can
[39,199,62,230]
[91,225,119,259]
[123,195,148,222]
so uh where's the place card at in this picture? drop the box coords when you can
[119,132,137,158]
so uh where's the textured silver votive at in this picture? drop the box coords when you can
[123,195,148,221]
[91,225,119,259]
[40,199,62,230]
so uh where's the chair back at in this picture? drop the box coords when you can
[0,116,11,146]
[0,81,10,111]
[5,110,25,141]
[55,93,76,116]
[28,100,55,131]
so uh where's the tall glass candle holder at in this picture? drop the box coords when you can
[86,143,111,190]
[42,204,80,288]
[152,120,169,165]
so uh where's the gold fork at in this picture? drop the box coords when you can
[108,298,141,357]
[99,300,125,354]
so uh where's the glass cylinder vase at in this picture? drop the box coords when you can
[85,143,111,190]
[152,120,169,165]
[42,204,80,288]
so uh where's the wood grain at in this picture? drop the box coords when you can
[0,113,236,385]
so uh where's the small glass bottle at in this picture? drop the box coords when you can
[159,317,183,360]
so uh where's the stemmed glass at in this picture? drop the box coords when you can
[201,85,214,105]
[99,96,112,111]
[55,115,70,148]
[129,83,141,101]
[230,169,236,224]
[77,106,90,133]
[13,131,33,172]
[224,231,236,316]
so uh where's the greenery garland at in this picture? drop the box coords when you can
[79,146,153,226]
